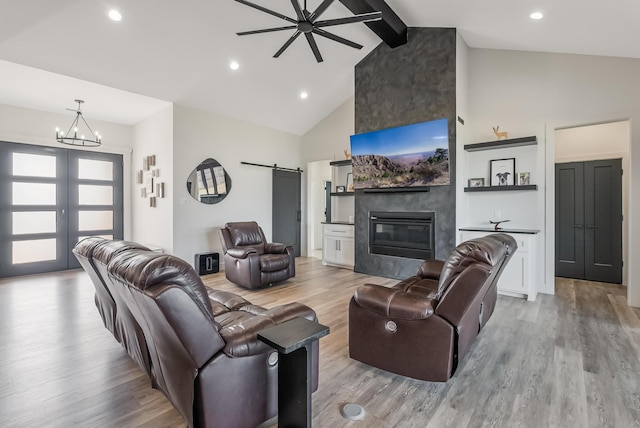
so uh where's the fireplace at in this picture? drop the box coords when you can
[369,211,435,260]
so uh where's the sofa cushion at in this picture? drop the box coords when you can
[260,254,290,272]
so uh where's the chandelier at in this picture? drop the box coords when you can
[56,99,102,147]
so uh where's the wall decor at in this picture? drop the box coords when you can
[138,154,165,207]
[468,178,485,187]
[490,158,515,186]
[186,158,233,205]
[518,172,530,186]
[492,126,509,140]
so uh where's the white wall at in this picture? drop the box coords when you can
[555,120,630,284]
[172,105,303,265]
[306,160,331,254]
[456,32,470,236]
[301,96,355,163]
[467,49,640,305]
[0,102,135,239]
[132,105,174,252]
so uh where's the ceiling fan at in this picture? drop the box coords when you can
[234,0,382,63]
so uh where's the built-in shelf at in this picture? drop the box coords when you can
[464,185,538,192]
[330,192,355,197]
[464,136,537,152]
[363,187,430,193]
[329,159,352,166]
[460,227,540,234]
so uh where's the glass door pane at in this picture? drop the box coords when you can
[67,150,123,269]
[0,142,68,277]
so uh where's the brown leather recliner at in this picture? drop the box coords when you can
[349,233,517,382]
[73,238,319,428]
[219,221,295,289]
[73,237,153,377]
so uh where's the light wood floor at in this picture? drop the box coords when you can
[1,258,640,427]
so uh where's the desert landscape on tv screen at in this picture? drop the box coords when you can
[350,118,449,189]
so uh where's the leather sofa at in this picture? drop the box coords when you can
[74,237,153,376]
[349,233,517,382]
[73,237,319,428]
[219,221,295,289]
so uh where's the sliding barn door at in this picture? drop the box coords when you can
[272,169,301,257]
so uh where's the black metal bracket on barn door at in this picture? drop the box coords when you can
[240,161,303,173]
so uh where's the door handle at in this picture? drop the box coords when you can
[586,225,598,229]
[573,224,583,228]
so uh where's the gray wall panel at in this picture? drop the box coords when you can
[354,27,457,279]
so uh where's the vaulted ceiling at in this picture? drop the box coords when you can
[1,0,639,135]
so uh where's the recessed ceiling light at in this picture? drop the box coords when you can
[108,10,122,22]
[300,91,308,100]
[230,61,240,71]
[530,11,543,20]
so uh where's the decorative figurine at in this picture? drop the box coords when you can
[492,126,508,140]
[490,219,510,231]
[344,149,352,160]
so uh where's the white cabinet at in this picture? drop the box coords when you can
[460,230,538,301]
[322,224,354,268]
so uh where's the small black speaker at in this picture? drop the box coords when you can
[194,252,219,275]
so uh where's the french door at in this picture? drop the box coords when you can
[0,141,123,277]
[555,159,622,283]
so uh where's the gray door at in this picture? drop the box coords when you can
[555,159,622,283]
[0,141,123,277]
[272,169,301,256]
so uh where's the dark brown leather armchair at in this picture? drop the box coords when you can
[349,233,517,382]
[219,221,295,289]
[73,237,319,428]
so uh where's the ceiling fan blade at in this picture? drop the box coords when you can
[314,11,382,28]
[237,25,297,36]
[234,0,297,24]
[312,28,363,49]
[290,0,305,21]
[305,32,324,63]
[274,30,302,58]
[308,0,334,22]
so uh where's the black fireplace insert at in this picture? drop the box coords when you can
[369,211,435,259]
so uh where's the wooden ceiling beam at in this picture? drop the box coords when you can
[339,0,407,48]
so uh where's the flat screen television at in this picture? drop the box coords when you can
[350,118,449,190]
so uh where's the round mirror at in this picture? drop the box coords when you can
[186,158,232,204]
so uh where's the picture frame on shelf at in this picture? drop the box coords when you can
[518,172,530,186]
[468,178,485,187]
[336,185,346,193]
[490,158,516,186]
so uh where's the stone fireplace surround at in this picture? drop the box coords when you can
[353,28,457,279]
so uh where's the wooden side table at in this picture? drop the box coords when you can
[258,317,330,428]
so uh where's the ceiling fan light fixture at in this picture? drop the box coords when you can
[230,61,240,70]
[234,0,382,63]
[530,11,543,20]
[56,100,102,147]
[300,91,309,99]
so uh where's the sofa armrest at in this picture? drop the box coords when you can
[417,259,444,280]
[220,302,316,357]
[353,283,435,320]
[264,242,290,254]
[226,247,258,259]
